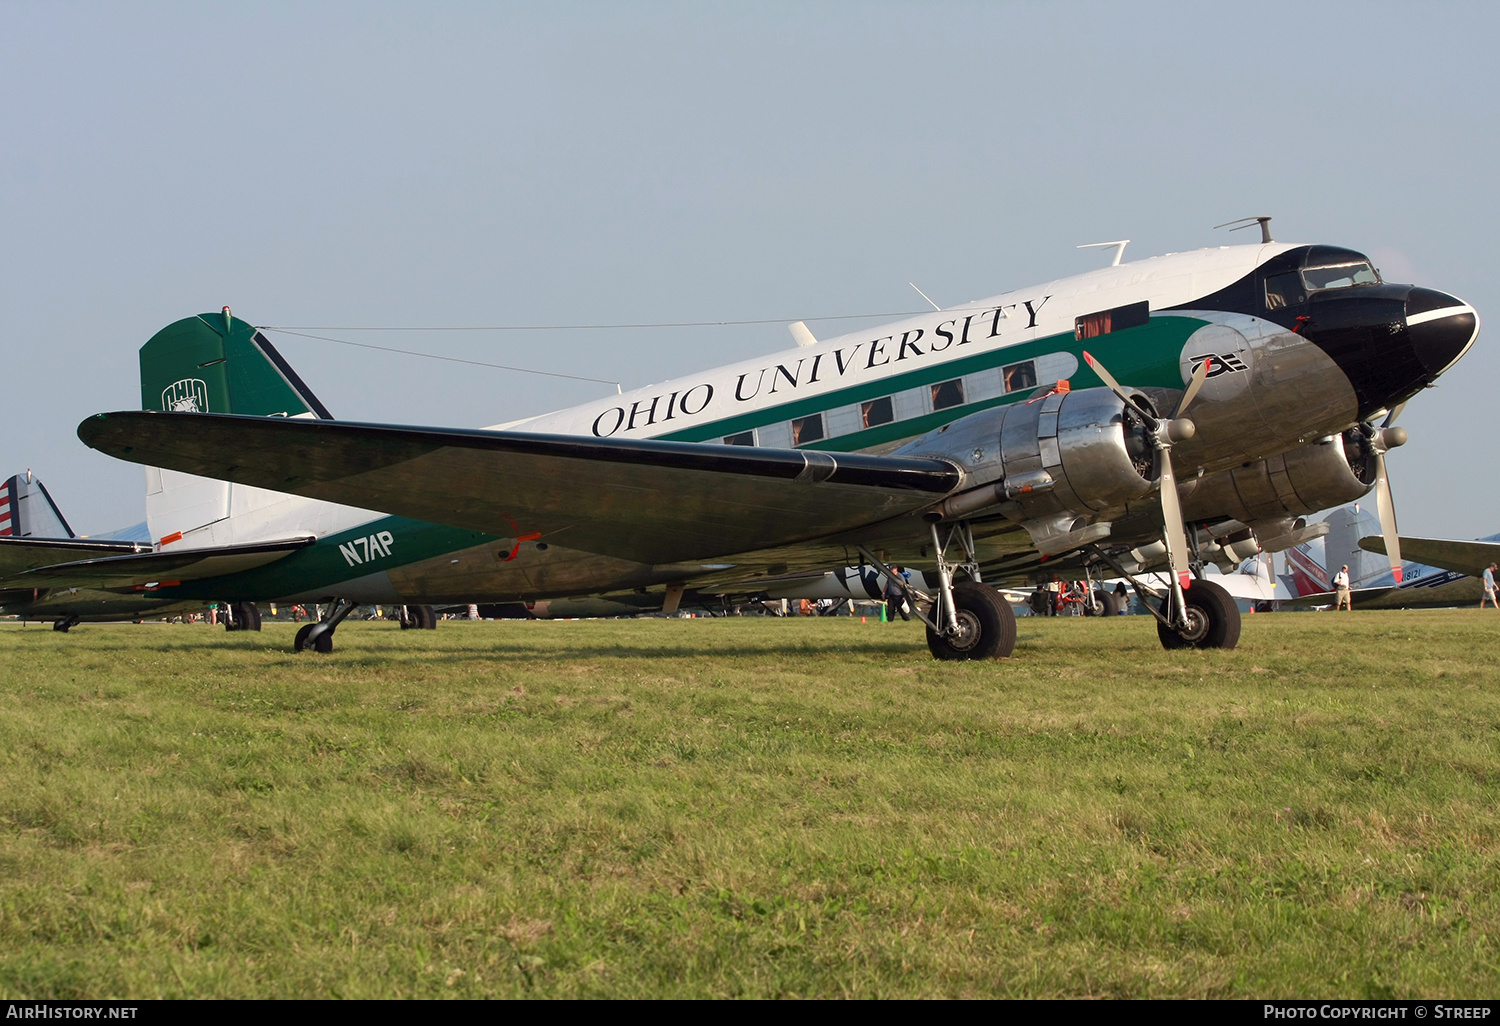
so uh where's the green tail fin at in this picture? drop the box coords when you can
[139,309,332,418]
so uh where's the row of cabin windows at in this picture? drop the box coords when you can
[721,358,1039,448]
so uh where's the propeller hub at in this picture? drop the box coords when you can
[1379,426,1408,450]
[1164,418,1196,444]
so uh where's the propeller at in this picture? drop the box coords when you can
[1363,403,1409,583]
[1084,351,1212,619]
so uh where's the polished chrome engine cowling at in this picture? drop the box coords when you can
[1180,433,1374,524]
[896,386,1156,519]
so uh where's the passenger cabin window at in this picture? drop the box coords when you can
[791,413,825,445]
[931,378,965,411]
[861,396,894,428]
[1074,300,1149,341]
[1263,272,1306,310]
[1003,360,1037,393]
[723,430,755,446]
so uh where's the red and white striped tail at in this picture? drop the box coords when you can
[0,480,12,536]
[1285,545,1331,596]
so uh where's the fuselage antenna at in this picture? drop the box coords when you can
[908,283,942,311]
[1213,216,1273,244]
[1077,240,1130,266]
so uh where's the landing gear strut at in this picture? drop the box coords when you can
[52,615,80,633]
[859,518,1016,662]
[294,598,356,653]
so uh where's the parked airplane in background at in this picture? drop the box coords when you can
[1284,504,1498,608]
[0,470,197,630]
[53,228,1482,659]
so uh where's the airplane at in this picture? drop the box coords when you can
[49,228,1480,659]
[1283,504,1499,608]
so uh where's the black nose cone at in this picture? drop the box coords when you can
[1406,288,1478,378]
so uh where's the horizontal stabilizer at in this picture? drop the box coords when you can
[4,536,314,590]
[78,412,961,565]
[0,536,146,580]
[1361,535,1500,579]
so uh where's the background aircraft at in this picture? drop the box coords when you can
[68,234,1479,659]
[1284,503,1497,608]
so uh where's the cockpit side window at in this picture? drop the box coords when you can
[1264,271,1306,310]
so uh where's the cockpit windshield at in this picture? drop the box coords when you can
[1301,246,1381,292]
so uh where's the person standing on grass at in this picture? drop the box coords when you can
[1334,564,1353,610]
[1482,563,1499,610]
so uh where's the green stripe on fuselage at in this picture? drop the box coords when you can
[656,316,1208,446]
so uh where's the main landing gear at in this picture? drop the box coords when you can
[1156,578,1240,650]
[398,605,437,630]
[294,598,356,653]
[223,601,262,632]
[860,520,1017,662]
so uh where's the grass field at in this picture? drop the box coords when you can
[1,609,1498,998]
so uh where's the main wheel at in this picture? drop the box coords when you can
[1083,589,1119,617]
[418,604,437,629]
[925,581,1018,661]
[1156,578,1241,650]
[226,601,261,632]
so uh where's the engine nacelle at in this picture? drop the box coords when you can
[1179,431,1375,524]
[895,386,1157,521]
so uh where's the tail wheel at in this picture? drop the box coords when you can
[925,581,1017,661]
[1157,578,1241,650]
[399,605,414,630]
[294,623,335,653]
[417,604,437,629]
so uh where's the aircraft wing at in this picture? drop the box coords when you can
[0,536,316,590]
[1285,585,1399,607]
[1361,536,1499,579]
[78,412,962,566]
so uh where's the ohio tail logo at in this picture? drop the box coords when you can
[162,379,209,413]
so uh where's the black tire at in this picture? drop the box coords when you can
[925,581,1018,661]
[52,619,72,633]
[1156,578,1241,650]
[418,604,437,629]
[232,601,261,632]
[1083,589,1119,617]
[314,630,334,653]
[294,624,315,652]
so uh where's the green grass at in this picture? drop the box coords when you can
[1,609,1498,998]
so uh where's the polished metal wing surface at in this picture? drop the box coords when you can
[78,412,962,565]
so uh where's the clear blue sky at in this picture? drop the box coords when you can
[3,2,1495,538]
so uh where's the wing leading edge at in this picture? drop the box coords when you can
[78,412,962,566]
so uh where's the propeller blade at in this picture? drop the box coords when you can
[1373,451,1403,584]
[1174,356,1213,419]
[1381,401,1407,429]
[1157,448,1192,594]
[1083,350,1156,426]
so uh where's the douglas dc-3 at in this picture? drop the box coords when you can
[15,224,1480,659]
